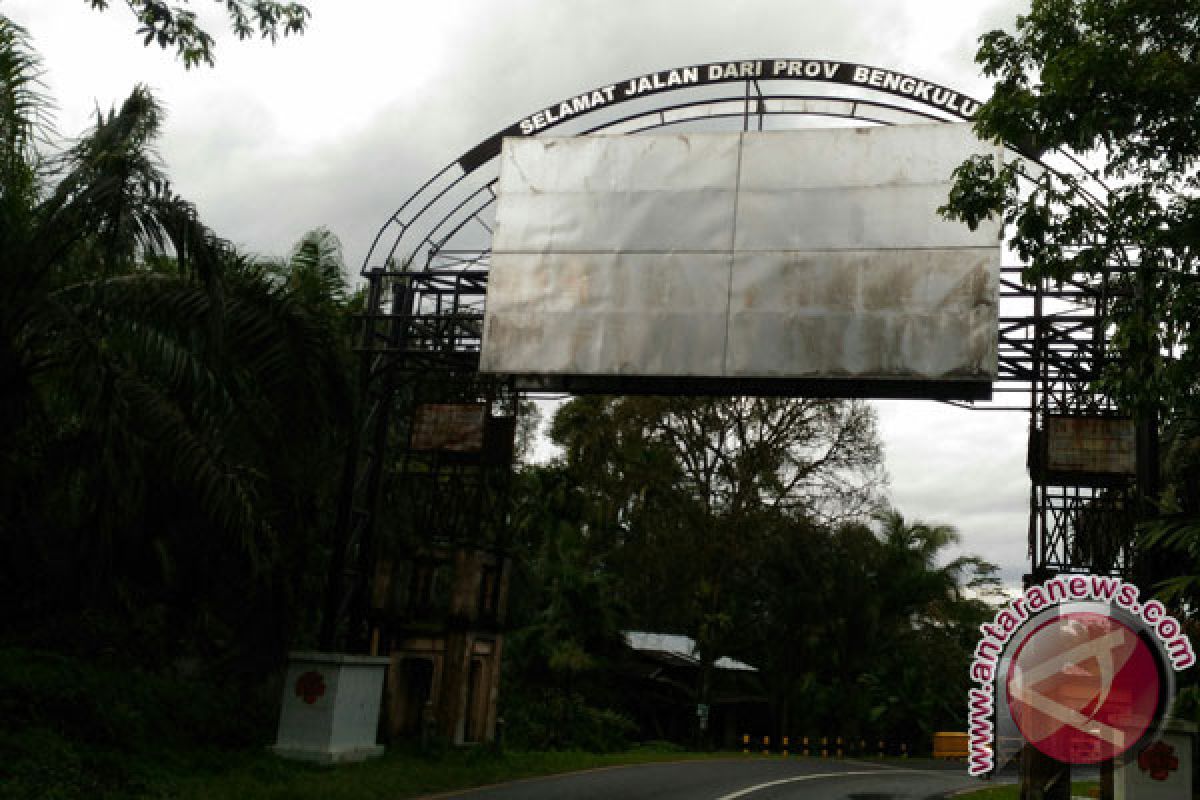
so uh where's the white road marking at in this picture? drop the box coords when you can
[714,769,946,799]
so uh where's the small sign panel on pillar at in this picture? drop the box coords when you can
[1044,415,1136,485]
[410,403,487,452]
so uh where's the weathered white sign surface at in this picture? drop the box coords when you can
[480,124,1003,398]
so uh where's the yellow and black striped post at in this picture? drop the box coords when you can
[762,735,770,756]
[802,736,810,757]
[742,734,749,754]
[782,736,789,757]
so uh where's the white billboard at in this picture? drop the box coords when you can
[480,124,1003,398]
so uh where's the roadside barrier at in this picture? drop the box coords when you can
[739,734,912,758]
[931,731,968,760]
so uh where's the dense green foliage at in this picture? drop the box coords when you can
[0,16,362,795]
[0,646,705,800]
[941,0,1200,598]
[0,647,276,799]
[500,397,1000,751]
[0,15,352,676]
[942,0,1200,423]
[1,11,1008,796]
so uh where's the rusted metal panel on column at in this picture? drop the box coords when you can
[410,404,487,452]
[1045,415,1137,481]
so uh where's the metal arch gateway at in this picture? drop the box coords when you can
[458,60,980,171]
[335,60,1138,671]
[361,59,982,275]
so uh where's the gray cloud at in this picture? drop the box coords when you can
[875,400,1030,586]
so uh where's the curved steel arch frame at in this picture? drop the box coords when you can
[326,60,1136,654]
[362,59,976,277]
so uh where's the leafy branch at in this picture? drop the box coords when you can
[84,0,310,68]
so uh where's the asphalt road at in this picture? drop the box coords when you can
[433,757,1004,799]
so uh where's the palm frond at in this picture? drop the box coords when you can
[0,15,52,179]
[36,86,228,286]
[220,271,352,423]
[114,367,272,565]
[288,227,345,286]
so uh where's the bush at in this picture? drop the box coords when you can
[0,647,275,748]
[502,688,636,752]
[0,647,279,799]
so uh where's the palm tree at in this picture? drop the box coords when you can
[873,509,997,612]
[862,510,999,743]
[0,15,351,666]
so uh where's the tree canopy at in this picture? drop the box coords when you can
[500,395,998,750]
[941,0,1200,422]
[0,14,353,671]
[941,0,1200,596]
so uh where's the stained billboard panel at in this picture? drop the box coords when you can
[480,124,1003,398]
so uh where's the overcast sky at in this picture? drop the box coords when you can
[5,0,1034,586]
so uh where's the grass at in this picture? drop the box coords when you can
[0,645,976,799]
[953,781,1099,799]
[167,744,736,800]
[151,749,964,799]
[3,727,738,800]
[0,646,738,799]
[5,740,966,800]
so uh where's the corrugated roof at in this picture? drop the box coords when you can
[624,631,758,672]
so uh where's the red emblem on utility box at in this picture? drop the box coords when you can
[1138,740,1179,781]
[295,670,326,704]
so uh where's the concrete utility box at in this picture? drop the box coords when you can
[272,651,391,763]
[1115,719,1196,799]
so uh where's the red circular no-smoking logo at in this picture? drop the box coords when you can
[1006,611,1162,764]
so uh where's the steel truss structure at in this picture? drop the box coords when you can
[326,59,1140,648]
